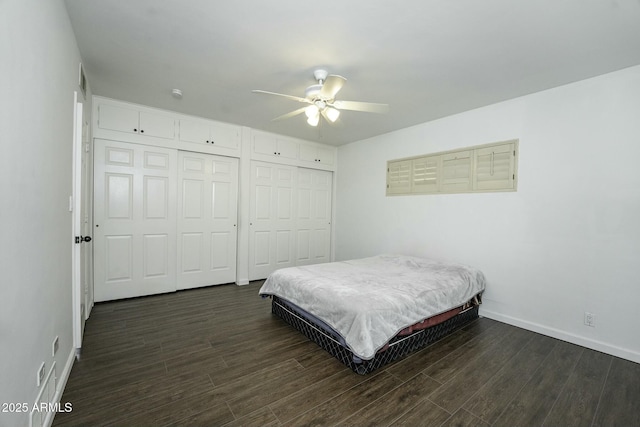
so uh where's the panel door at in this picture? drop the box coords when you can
[93,139,177,301]
[177,152,238,289]
[296,168,332,266]
[249,161,296,280]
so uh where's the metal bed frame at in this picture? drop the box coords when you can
[270,295,480,375]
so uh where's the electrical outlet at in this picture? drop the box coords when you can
[37,362,45,387]
[52,336,59,356]
[584,312,595,327]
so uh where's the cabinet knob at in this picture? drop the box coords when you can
[140,129,144,133]
[133,128,137,132]
[274,152,277,155]
[206,140,210,143]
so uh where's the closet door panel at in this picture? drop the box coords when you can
[177,152,238,289]
[249,161,296,280]
[94,139,177,302]
[296,168,333,266]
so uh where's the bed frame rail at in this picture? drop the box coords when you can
[271,296,479,375]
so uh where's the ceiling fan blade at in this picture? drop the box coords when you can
[252,90,310,104]
[332,100,390,114]
[272,107,307,121]
[319,75,346,99]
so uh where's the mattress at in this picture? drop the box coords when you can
[259,254,486,361]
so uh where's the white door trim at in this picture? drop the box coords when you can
[72,92,84,353]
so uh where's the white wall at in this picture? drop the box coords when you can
[0,0,86,425]
[336,65,640,363]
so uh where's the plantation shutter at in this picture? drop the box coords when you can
[386,160,412,195]
[474,142,516,191]
[411,155,440,193]
[441,150,472,192]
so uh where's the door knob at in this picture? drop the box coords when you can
[82,236,92,242]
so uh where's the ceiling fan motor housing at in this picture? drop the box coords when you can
[305,84,323,100]
[313,69,328,83]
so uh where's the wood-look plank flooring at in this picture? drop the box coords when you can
[53,282,640,426]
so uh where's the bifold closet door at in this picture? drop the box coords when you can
[94,139,177,302]
[177,152,238,289]
[296,168,332,266]
[249,161,296,280]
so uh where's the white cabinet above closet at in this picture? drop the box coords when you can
[93,96,241,157]
[299,144,335,167]
[250,130,336,171]
[97,103,175,140]
[178,118,240,151]
[252,133,299,160]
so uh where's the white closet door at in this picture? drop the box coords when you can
[296,168,332,266]
[177,152,238,289]
[94,139,177,301]
[249,161,296,280]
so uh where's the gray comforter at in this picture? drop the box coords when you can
[259,254,486,360]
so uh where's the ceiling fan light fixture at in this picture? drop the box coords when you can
[307,113,320,126]
[325,107,340,122]
[305,105,319,119]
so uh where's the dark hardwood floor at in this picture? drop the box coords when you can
[53,282,640,427]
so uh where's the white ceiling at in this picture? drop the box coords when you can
[64,0,640,146]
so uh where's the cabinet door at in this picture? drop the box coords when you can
[179,119,210,144]
[277,138,299,159]
[316,146,335,166]
[177,152,238,289]
[252,133,278,156]
[299,144,317,163]
[98,104,139,134]
[210,122,240,150]
[139,112,175,139]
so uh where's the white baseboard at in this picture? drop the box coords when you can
[44,349,75,427]
[236,278,250,286]
[480,308,640,364]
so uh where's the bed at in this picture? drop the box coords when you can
[259,254,486,374]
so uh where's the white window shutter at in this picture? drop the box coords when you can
[441,150,472,192]
[412,155,440,193]
[386,160,412,195]
[474,142,516,191]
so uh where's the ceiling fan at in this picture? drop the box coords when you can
[252,69,389,126]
